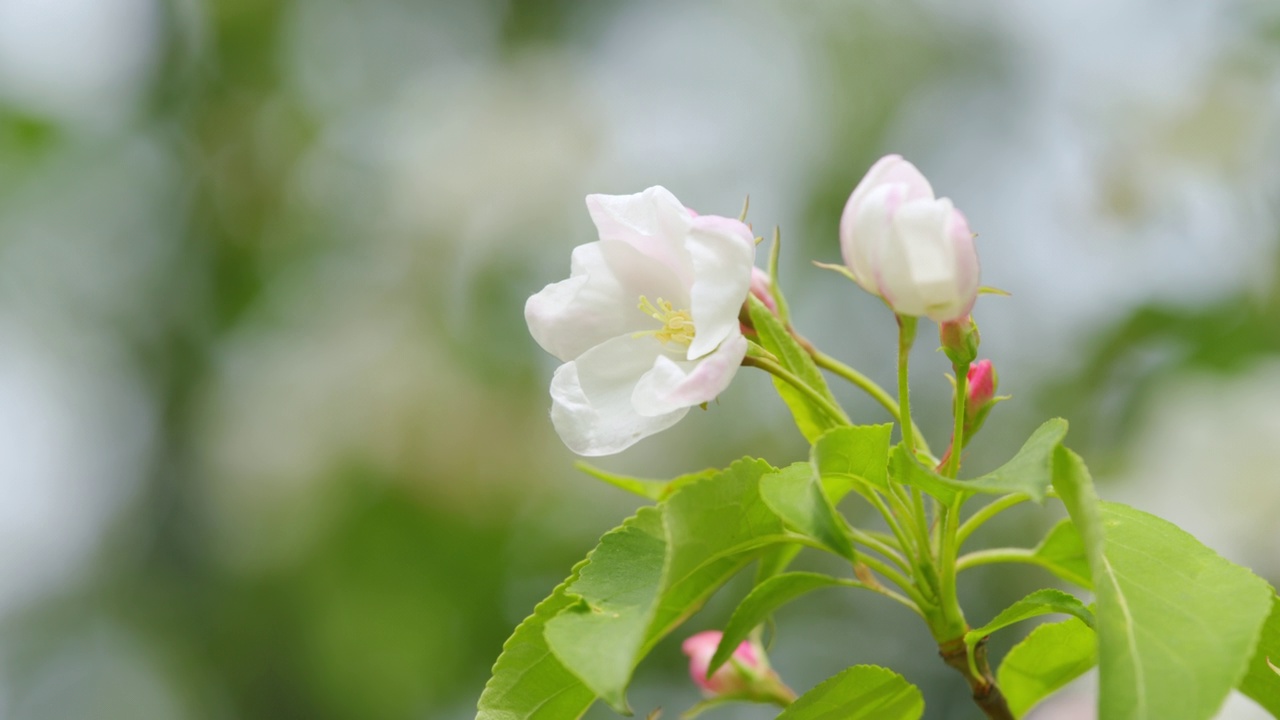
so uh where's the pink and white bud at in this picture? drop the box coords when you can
[839,155,980,323]
[682,631,761,695]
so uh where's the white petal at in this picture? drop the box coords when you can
[889,199,961,318]
[840,182,902,295]
[632,332,748,417]
[945,206,981,320]
[842,155,935,227]
[684,215,755,359]
[548,335,685,456]
[526,240,686,361]
[586,187,694,287]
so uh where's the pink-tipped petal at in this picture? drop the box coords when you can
[749,267,777,313]
[632,333,747,417]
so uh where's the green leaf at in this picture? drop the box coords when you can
[574,463,718,501]
[476,562,597,720]
[966,419,1069,501]
[776,665,924,720]
[1052,447,1274,720]
[543,508,668,713]
[747,295,842,442]
[647,459,793,646]
[760,463,855,561]
[709,572,852,674]
[811,424,894,500]
[888,446,963,505]
[964,589,1093,666]
[1031,518,1092,589]
[541,459,792,714]
[1236,594,1280,716]
[662,458,788,584]
[997,617,1098,719]
[890,419,1069,505]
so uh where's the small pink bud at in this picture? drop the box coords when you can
[966,359,997,425]
[749,268,778,314]
[682,631,760,695]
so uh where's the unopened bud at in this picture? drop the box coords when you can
[940,316,980,366]
[965,359,999,433]
[681,631,794,704]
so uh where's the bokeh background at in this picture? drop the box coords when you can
[0,0,1278,718]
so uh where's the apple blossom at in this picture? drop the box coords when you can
[839,154,980,323]
[525,186,756,456]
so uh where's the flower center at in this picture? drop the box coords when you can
[636,295,696,346]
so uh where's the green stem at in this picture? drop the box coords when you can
[805,344,932,457]
[896,315,919,455]
[945,361,971,479]
[863,488,920,565]
[831,577,924,618]
[956,494,1031,548]
[936,498,964,635]
[855,556,928,609]
[742,355,851,425]
[955,547,1039,573]
[848,527,909,571]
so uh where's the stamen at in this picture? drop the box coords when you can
[635,295,696,346]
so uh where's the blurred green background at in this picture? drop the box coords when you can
[0,0,1278,718]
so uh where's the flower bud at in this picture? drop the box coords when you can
[939,315,980,367]
[681,631,794,704]
[682,631,761,695]
[839,155,980,323]
[965,359,998,431]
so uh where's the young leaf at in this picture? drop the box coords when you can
[1053,447,1274,720]
[888,445,963,505]
[997,617,1098,719]
[760,462,855,561]
[811,424,894,500]
[1031,518,1092,589]
[964,588,1093,666]
[543,459,795,715]
[890,419,1069,505]
[709,572,853,674]
[776,665,924,720]
[1236,594,1280,717]
[574,463,718,501]
[746,295,842,442]
[476,562,597,720]
[648,460,794,644]
[662,458,789,584]
[543,508,668,713]
[965,418,1068,501]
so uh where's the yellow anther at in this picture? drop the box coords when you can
[636,295,696,346]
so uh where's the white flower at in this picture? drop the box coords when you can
[839,154,980,323]
[525,187,756,456]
